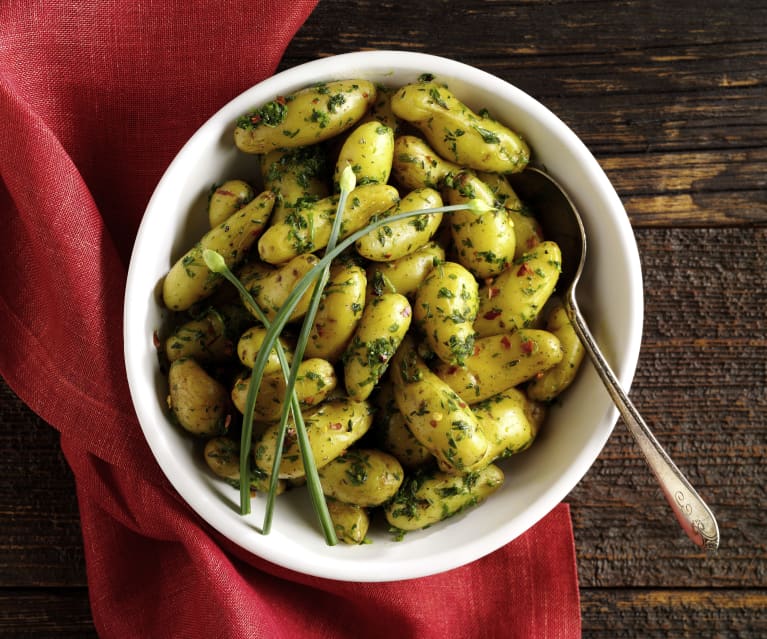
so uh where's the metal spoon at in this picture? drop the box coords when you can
[508,166,720,552]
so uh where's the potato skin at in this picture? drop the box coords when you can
[165,308,232,363]
[414,261,479,366]
[366,240,445,300]
[477,171,543,258]
[391,134,461,191]
[390,81,529,174]
[260,146,330,225]
[232,357,337,422]
[390,338,489,474]
[343,293,412,401]
[326,499,370,545]
[356,188,443,262]
[240,253,320,323]
[253,398,374,479]
[473,389,544,464]
[208,179,255,227]
[257,183,399,265]
[384,463,504,531]
[234,80,377,153]
[168,358,231,436]
[360,85,403,135]
[443,171,516,278]
[474,241,562,337]
[333,120,394,189]
[373,381,434,469]
[203,436,286,495]
[304,263,367,362]
[318,448,404,507]
[433,329,563,404]
[162,191,275,311]
[236,326,293,375]
[526,301,586,402]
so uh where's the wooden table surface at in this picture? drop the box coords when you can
[1,1,765,636]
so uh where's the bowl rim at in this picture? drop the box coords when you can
[124,49,644,581]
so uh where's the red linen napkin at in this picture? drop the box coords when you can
[0,2,581,637]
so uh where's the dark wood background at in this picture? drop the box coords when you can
[1,0,765,636]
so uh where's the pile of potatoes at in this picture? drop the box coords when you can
[160,77,585,543]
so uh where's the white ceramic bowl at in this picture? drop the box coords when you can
[124,50,643,581]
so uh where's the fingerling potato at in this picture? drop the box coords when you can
[391,134,460,190]
[208,179,255,227]
[384,463,504,532]
[167,357,231,436]
[526,300,586,402]
[477,171,543,257]
[234,80,377,153]
[390,338,489,474]
[162,190,275,311]
[433,329,563,403]
[333,120,394,189]
[240,253,321,323]
[236,325,294,374]
[304,262,367,362]
[327,499,370,545]
[366,240,445,299]
[343,293,412,401]
[473,388,545,463]
[232,357,337,422]
[414,261,479,366]
[356,188,443,262]
[260,145,330,224]
[318,448,404,507]
[390,81,529,173]
[165,308,233,363]
[443,171,516,278]
[474,241,562,337]
[204,436,286,495]
[253,398,374,479]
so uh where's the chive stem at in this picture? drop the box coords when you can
[261,166,355,543]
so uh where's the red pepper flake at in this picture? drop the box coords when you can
[447,365,460,375]
[276,95,287,105]
[517,262,533,277]
[521,339,535,355]
[429,419,439,428]
[223,414,232,430]
[400,306,412,318]
[458,401,467,409]
[329,422,343,430]
[483,309,502,320]
[379,353,389,363]
[250,114,262,124]
[152,330,160,349]
[500,336,511,350]
[487,286,501,300]
[473,344,481,356]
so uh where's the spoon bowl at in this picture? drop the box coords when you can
[509,167,720,552]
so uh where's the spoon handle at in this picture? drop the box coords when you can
[567,300,720,552]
